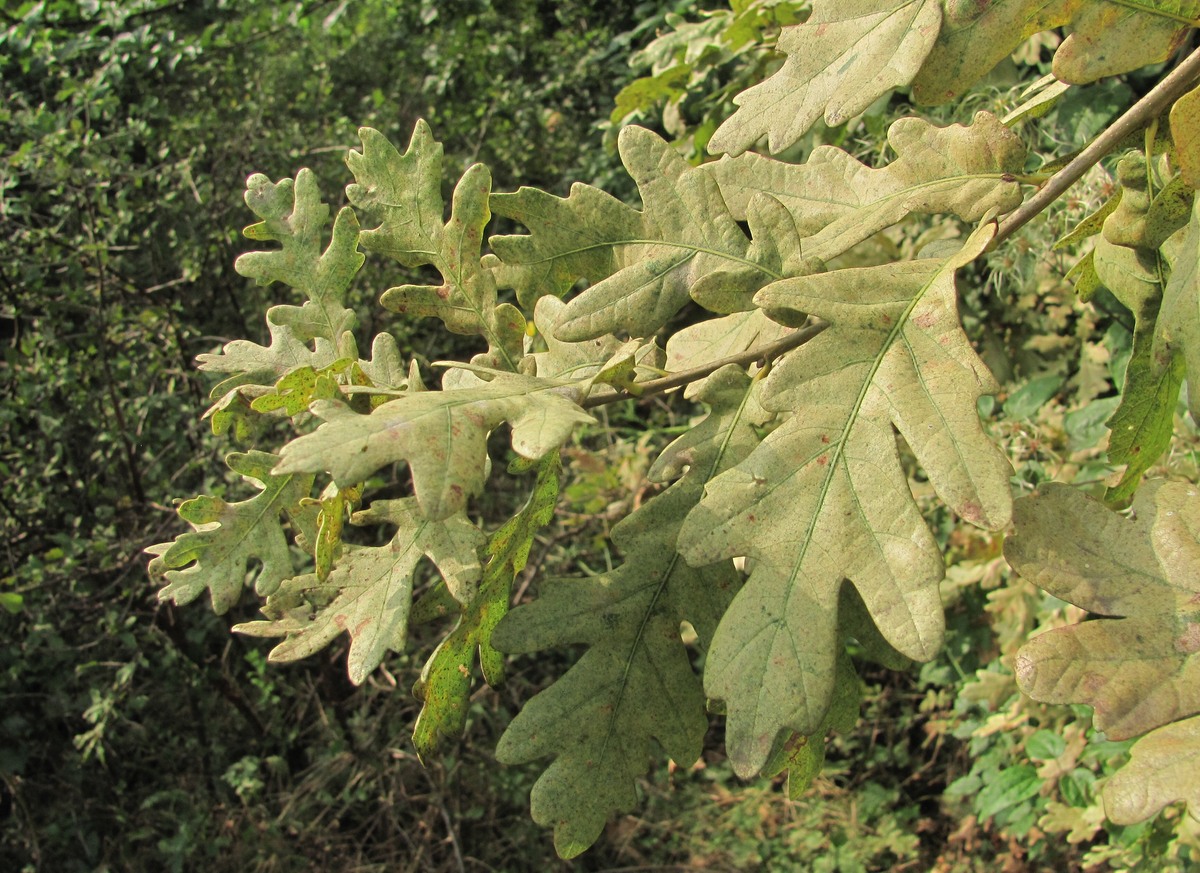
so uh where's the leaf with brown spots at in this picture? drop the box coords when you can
[678,223,1011,776]
[1009,481,1200,741]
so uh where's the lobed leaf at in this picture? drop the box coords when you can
[200,170,362,399]
[702,112,1025,267]
[147,451,314,614]
[492,126,776,341]
[912,1,1197,106]
[492,367,764,856]
[708,0,943,157]
[677,224,1011,775]
[348,123,524,370]
[275,374,593,520]
[233,498,486,685]
[1010,481,1200,742]
[1103,714,1200,825]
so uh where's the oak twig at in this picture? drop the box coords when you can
[992,46,1200,249]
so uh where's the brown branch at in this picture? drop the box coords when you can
[991,46,1200,249]
[582,319,828,410]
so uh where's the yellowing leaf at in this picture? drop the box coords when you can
[678,225,1011,775]
[1104,714,1200,825]
[1010,482,1200,742]
[415,454,563,759]
[708,0,943,156]
[147,451,314,614]
[233,499,486,685]
[275,375,593,520]
[704,112,1025,267]
[1172,84,1200,190]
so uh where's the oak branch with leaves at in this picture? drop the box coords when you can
[150,1,1200,858]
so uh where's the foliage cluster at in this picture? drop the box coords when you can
[143,0,1200,865]
[1,1,667,869]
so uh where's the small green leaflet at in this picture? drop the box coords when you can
[493,367,763,857]
[678,224,1011,776]
[1006,482,1200,824]
[347,123,524,371]
[147,451,314,614]
[233,498,486,685]
[274,373,593,521]
[1093,153,1191,501]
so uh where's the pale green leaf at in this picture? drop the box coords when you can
[147,451,314,614]
[199,170,362,396]
[1103,715,1200,825]
[492,368,764,856]
[492,126,776,341]
[678,225,1011,775]
[275,375,593,520]
[527,297,662,391]
[233,499,485,685]
[702,112,1025,266]
[1011,481,1200,741]
[488,183,643,309]
[664,309,793,394]
[708,0,943,156]
[1052,3,1198,84]
[347,124,524,370]
[912,1,1197,105]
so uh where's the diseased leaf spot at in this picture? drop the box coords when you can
[1175,623,1200,655]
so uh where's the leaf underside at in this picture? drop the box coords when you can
[676,224,1012,776]
[493,367,769,857]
